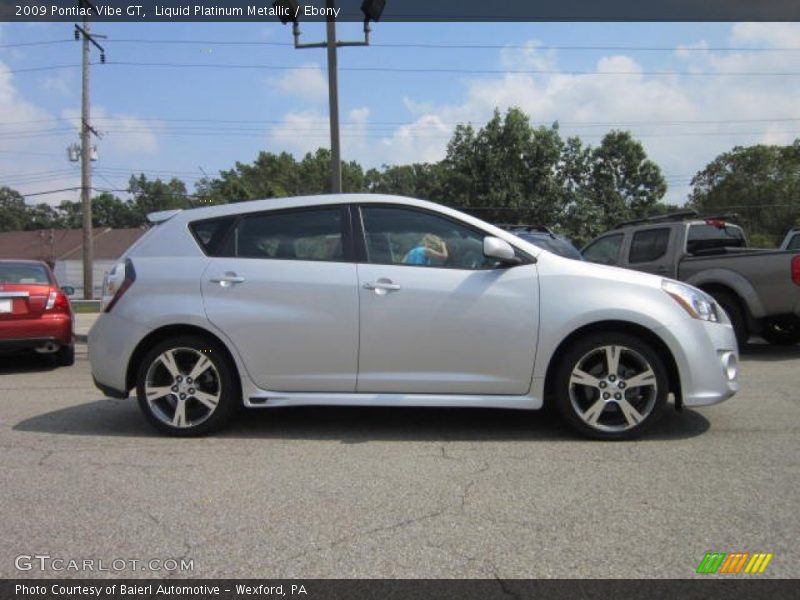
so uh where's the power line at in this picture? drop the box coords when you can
[9,37,800,52]
[5,116,800,128]
[0,39,73,49]
[9,60,800,77]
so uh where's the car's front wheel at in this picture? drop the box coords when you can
[135,335,238,436]
[554,333,669,440]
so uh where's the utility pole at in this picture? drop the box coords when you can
[80,14,92,299]
[74,5,105,300]
[274,0,385,194]
[325,3,342,193]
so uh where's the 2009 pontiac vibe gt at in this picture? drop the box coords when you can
[89,194,739,439]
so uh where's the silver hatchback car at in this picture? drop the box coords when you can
[89,194,739,439]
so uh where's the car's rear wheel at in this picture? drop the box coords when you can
[135,335,238,436]
[554,333,668,440]
[54,344,74,367]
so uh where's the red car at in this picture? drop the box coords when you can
[0,260,74,366]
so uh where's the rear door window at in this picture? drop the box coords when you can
[629,228,670,264]
[224,207,347,262]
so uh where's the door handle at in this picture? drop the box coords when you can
[363,279,401,294]
[210,273,245,287]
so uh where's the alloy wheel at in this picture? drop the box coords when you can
[144,347,221,429]
[568,344,659,434]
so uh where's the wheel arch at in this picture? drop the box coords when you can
[125,324,240,394]
[543,320,682,410]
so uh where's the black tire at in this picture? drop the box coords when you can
[135,335,239,436]
[710,290,748,347]
[761,317,800,346]
[553,332,669,440]
[54,344,75,367]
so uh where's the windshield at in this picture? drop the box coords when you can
[516,233,583,260]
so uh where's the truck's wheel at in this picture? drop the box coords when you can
[553,333,669,440]
[761,317,800,346]
[710,291,748,347]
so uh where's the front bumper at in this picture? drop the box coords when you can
[654,318,739,407]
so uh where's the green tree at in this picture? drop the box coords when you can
[128,174,191,220]
[24,202,60,230]
[441,108,566,224]
[689,141,800,246]
[92,192,140,228]
[194,149,367,204]
[0,186,28,232]
[366,163,445,200]
[587,130,667,233]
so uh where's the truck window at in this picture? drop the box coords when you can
[788,234,800,251]
[629,228,670,264]
[687,223,746,255]
[583,234,624,265]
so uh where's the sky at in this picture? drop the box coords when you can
[1,20,800,209]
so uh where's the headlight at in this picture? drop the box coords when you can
[662,280,720,322]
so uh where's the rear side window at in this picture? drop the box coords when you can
[189,217,236,256]
[788,234,800,251]
[583,234,624,265]
[687,224,746,255]
[226,207,345,262]
[0,263,50,284]
[629,228,670,263]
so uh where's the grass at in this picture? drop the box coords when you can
[71,302,101,314]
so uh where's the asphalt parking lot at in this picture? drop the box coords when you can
[0,339,798,579]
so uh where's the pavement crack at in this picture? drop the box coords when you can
[459,460,490,512]
[280,508,447,566]
[37,449,54,466]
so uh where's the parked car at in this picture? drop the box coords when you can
[582,211,800,346]
[502,226,583,260]
[89,195,738,440]
[780,227,800,251]
[0,260,75,366]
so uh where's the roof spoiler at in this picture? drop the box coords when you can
[147,209,183,224]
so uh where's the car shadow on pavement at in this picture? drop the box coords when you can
[739,341,800,362]
[0,354,58,374]
[14,400,710,442]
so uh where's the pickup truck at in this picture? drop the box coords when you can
[582,211,800,346]
[781,227,800,251]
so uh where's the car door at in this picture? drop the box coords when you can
[200,205,359,392]
[355,204,539,396]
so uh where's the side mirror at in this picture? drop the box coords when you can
[483,237,521,265]
[61,286,75,296]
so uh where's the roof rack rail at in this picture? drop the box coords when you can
[613,210,698,229]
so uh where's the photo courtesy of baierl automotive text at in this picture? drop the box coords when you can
[0,0,798,594]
